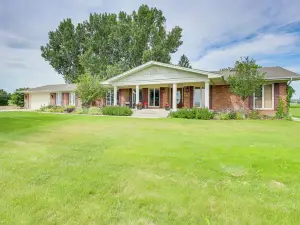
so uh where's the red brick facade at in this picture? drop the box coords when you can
[211,82,288,115]
[183,86,191,108]
[62,93,69,106]
[160,87,169,108]
[50,93,56,105]
[119,89,130,106]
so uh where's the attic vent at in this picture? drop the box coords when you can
[148,67,159,74]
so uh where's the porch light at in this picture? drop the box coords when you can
[185,87,189,93]
[162,88,165,93]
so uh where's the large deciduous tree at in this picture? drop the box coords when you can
[178,54,192,68]
[227,57,265,111]
[41,5,183,82]
[10,88,29,107]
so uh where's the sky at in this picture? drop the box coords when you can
[1,0,300,97]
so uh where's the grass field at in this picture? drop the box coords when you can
[1,112,300,224]
[290,104,300,118]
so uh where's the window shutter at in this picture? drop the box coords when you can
[209,85,212,109]
[274,83,280,110]
[190,86,194,107]
[248,95,253,110]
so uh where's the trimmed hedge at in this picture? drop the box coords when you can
[88,107,102,115]
[101,106,133,116]
[169,108,214,120]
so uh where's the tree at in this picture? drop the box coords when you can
[227,57,265,111]
[10,88,28,107]
[177,54,192,68]
[41,19,85,83]
[41,5,183,82]
[75,73,108,107]
[0,89,10,106]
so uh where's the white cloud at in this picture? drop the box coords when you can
[0,0,300,95]
[192,33,300,70]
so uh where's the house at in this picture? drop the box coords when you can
[23,61,300,115]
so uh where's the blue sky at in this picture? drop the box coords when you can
[1,0,300,97]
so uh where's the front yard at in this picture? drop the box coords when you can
[1,112,300,224]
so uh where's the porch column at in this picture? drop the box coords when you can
[205,81,210,108]
[136,85,140,108]
[172,83,177,111]
[113,86,117,106]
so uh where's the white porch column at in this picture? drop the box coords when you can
[205,81,210,108]
[172,83,177,111]
[113,86,117,106]
[135,85,140,107]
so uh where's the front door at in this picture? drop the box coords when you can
[176,88,183,108]
[149,88,160,107]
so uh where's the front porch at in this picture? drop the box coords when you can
[109,82,211,110]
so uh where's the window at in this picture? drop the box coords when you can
[106,89,114,106]
[149,88,160,107]
[253,84,274,109]
[69,92,76,106]
[56,92,62,106]
[193,87,205,107]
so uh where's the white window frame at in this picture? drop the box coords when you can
[253,84,274,110]
[193,87,205,108]
[148,88,160,107]
[69,92,76,106]
[56,92,62,106]
[106,89,114,106]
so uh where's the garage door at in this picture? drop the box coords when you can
[30,93,50,110]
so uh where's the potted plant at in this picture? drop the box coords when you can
[165,103,170,111]
[136,102,143,110]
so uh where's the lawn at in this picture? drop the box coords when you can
[1,112,300,224]
[290,104,300,118]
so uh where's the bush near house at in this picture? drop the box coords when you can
[39,105,75,113]
[169,108,214,120]
[88,107,102,115]
[101,106,133,116]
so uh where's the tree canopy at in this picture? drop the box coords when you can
[10,88,28,107]
[41,5,183,83]
[227,57,265,102]
[177,54,192,68]
[0,89,10,106]
[75,73,107,107]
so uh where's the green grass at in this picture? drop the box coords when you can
[290,104,300,118]
[1,112,300,224]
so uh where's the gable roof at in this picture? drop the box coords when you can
[23,84,77,93]
[102,61,222,84]
[220,67,300,81]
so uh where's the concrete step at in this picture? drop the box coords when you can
[132,109,170,118]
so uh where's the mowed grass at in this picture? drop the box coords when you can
[1,112,300,224]
[290,104,300,118]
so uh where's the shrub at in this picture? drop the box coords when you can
[75,108,89,114]
[39,105,65,113]
[170,108,214,120]
[247,110,261,120]
[235,112,244,120]
[65,105,76,113]
[101,106,133,116]
[275,97,287,119]
[88,107,102,115]
[219,112,230,120]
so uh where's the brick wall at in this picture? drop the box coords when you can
[50,93,56,105]
[160,87,169,108]
[119,89,130,106]
[211,85,248,111]
[183,86,191,108]
[62,93,69,106]
[211,83,288,115]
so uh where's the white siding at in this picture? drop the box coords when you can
[30,93,50,109]
[113,65,209,86]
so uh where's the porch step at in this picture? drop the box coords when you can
[132,109,170,118]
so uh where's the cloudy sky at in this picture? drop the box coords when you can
[1,0,300,96]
